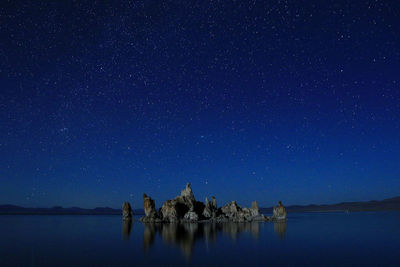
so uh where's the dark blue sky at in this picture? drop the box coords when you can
[1,0,399,209]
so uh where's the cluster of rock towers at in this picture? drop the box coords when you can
[122,183,286,223]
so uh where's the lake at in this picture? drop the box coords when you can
[1,212,399,266]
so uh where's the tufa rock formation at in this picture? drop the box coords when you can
[203,196,218,218]
[161,199,180,222]
[217,200,266,222]
[143,194,156,217]
[160,183,205,222]
[272,201,287,221]
[122,202,133,221]
[220,201,239,217]
[139,183,277,223]
[183,211,199,222]
[251,201,260,216]
[141,194,161,222]
[140,183,202,223]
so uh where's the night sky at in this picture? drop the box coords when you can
[1,0,399,209]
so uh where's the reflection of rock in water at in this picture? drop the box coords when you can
[143,222,260,259]
[122,220,132,240]
[274,222,286,239]
[161,223,199,259]
[220,222,260,240]
[143,223,159,250]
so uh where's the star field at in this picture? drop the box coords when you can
[0,0,399,208]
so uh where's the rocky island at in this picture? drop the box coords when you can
[122,202,133,221]
[124,183,286,223]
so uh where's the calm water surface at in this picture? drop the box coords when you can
[1,212,399,266]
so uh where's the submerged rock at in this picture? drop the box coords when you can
[122,202,133,221]
[272,201,287,221]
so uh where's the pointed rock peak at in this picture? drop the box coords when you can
[181,182,195,200]
[273,201,287,221]
[251,201,259,210]
[250,201,260,216]
[122,202,133,220]
[143,194,156,218]
[122,202,132,210]
[211,196,217,208]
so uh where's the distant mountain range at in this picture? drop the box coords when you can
[0,205,145,215]
[1,196,399,215]
[261,196,400,213]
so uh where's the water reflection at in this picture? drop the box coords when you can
[122,220,132,240]
[273,222,287,239]
[142,222,261,259]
